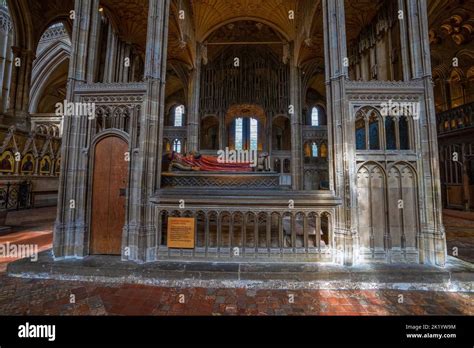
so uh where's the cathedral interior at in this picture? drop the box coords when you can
[0,0,473,268]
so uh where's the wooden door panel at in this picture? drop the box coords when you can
[90,136,128,255]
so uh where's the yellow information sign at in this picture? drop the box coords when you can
[167,217,195,249]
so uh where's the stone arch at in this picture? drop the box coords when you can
[225,104,266,151]
[165,103,185,127]
[6,0,34,52]
[272,115,290,151]
[232,211,244,249]
[306,104,327,126]
[29,40,71,113]
[201,17,290,43]
[200,114,219,150]
[355,106,383,151]
[356,162,388,259]
[195,211,206,248]
[320,212,332,249]
[386,162,420,261]
[207,211,218,248]
[225,104,266,127]
[219,211,231,248]
[244,211,257,249]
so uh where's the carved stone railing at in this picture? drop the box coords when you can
[345,79,425,91]
[152,191,340,261]
[75,82,146,96]
[163,126,187,140]
[303,125,328,140]
[162,172,280,190]
[436,101,474,135]
[0,181,32,211]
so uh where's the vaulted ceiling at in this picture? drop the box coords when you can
[101,0,148,51]
[191,0,298,41]
[19,0,469,57]
[26,0,74,47]
[16,0,473,96]
[427,0,474,77]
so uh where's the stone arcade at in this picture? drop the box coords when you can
[1,0,455,268]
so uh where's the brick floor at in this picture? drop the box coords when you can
[0,207,472,316]
[0,212,53,273]
[0,274,472,316]
[444,211,474,263]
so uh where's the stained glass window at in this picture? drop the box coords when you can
[250,118,258,151]
[320,143,328,158]
[174,105,184,127]
[311,107,319,126]
[369,117,380,150]
[235,117,258,151]
[356,119,366,150]
[173,139,182,153]
[235,118,243,151]
[385,117,397,150]
[399,116,409,150]
[312,143,319,157]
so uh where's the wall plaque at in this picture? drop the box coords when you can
[167,217,195,249]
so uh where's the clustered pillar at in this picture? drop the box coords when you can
[53,0,101,258]
[322,0,358,265]
[0,7,13,115]
[123,0,170,262]
[403,0,446,266]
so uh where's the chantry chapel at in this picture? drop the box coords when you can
[1,0,473,267]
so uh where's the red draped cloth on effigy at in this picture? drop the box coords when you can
[173,153,252,172]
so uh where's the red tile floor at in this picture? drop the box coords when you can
[0,207,472,316]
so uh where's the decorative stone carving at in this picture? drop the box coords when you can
[440,12,474,46]
[162,172,280,189]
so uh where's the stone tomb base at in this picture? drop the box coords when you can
[161,171,281,190]
[7,251,474,292]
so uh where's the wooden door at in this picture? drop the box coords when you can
[90,136,128,255]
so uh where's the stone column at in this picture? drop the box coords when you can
[290,45,303,190]
[0,12,13,114]
[104,22,118,83]
[405,0,446,266]
[122,44,132,83]
[323,0,358,265]
[53,0,100,258]
[187,44,201,152]
[398,0,411,81]
[123,0,170,263]
[6,47,34,129]
[0,13,9,113]
[86,1,101,83]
